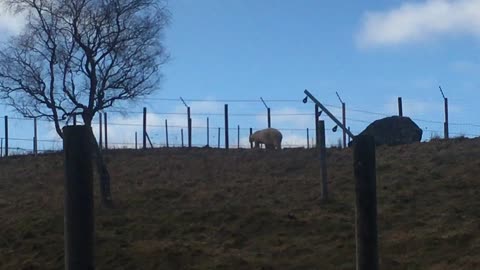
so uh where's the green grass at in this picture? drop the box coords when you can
[1,138,480,269]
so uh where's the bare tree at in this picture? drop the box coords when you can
[0,0,170,206]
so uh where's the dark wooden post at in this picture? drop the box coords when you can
[33,117,38,155]
[63,126,94,270]
[206,117,210,147]
[99,114,103,149]
[444,98,449,139]
[73,115,77,126]
[224,104,229,149]
[103,112,108,150]
[318,120,328,200]
[307,128,310,149]
[398,97,403,117]
[0,138,3,157]
[237,125,240,148]
[218,127,220,148]
[249,128,253,148]
[348,127,352,143]
[353,135,378,270]
[314,104,319,148]
[4,116,8,157]
[143,107,147,150]
[165,119,169,147]
[342,102,346,148]
[181,129,184,147]
[187,107,192,148]
[135,132,137,149]
[267,108,271,128]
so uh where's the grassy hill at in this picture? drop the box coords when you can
[1,138,480,269]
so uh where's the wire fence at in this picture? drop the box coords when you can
[1,96,480,157]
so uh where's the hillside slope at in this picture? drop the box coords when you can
[1,138,480,269]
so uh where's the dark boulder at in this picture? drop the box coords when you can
[351,116,422,146]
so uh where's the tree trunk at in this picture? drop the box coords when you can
[88,127,113,208]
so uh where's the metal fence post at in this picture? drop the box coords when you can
[224,104,229,149]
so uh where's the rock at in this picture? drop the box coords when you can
[352,116,422,146]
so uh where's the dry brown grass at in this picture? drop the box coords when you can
[1,137,480,269]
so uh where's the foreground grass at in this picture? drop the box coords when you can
[1,138,480,269]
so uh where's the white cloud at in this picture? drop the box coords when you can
[0,3,25,35]
[357,0,480,47]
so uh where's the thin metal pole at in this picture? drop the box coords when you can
[218,127,221,148]
[315,104,319,148]
[249,128,253,148]
[104,112,108,150]
[187,107,192,148]
[237,125,240,148]
[267,108,271,128]
[207,117,210,147]
[307,128,310,149]
[181,129,184,147]
[143,107,147,149]
[444,98,449,139]
[165,119,169,147]
[398,97,403,117]
[99,114,102,149]
[34,117,38,155]
[4,116,8,157]
[135,132,137,149]
[224,104,229,149]
[342,102,346,148]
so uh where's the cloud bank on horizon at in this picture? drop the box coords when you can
[357,0,480,47]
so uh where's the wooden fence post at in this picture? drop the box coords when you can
[99,114,102,149]
[143,107,147,150]
[104,112,108,150]
[4,116,8,157]
[444,97,449,139]
[34,117,38,155]
[353,135,378,270]
[135,132,137,150]
[63,125,94,270]
[318,120,328,201]
[224,104,229,149]
[0,138,3,157]
[73,115,77,126]
[165,119,169,147]
[342,102,346,148]
[398,97,403,117]
[218,127,220,148]
[249,128,253,148]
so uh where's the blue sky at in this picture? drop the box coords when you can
[1,0,480,151]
